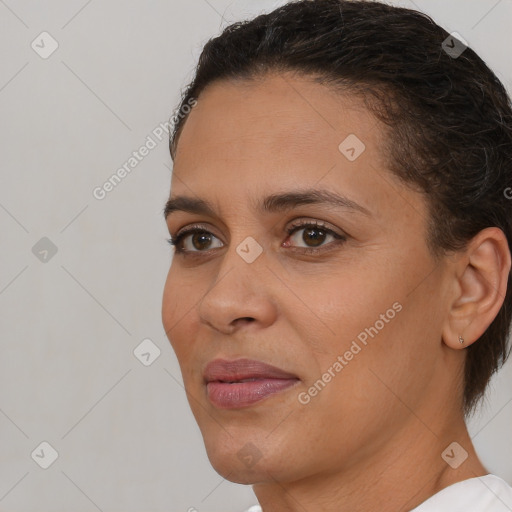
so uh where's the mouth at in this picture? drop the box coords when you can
[203,358,300,409]
[205,378,300,409]
[215,377,266,383]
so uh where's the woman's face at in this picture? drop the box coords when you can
[162,73,458,483]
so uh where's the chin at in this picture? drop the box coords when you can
[198,430,275,483]
[204,444,266,483]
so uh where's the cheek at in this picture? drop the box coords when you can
[280,257,399,352]
[297,279,439,434]
[283,256,427,398]
[161,267,178,335]
[162,265,199,361]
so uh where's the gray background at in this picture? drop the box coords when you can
[0,1,511,511]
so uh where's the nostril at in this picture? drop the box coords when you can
[234,317,255,326]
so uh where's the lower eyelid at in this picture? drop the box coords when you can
[285,235,346,253]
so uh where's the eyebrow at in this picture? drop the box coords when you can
[163,189,372,220]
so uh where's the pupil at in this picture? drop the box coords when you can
[304,228,325,247]
[193,232,211,250]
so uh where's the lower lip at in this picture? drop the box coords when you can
[206,378,300,409]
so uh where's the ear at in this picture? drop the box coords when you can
[442,227,511,349]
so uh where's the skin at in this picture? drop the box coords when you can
[161,72,511,512]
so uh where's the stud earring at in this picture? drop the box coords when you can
[458,335,464,344]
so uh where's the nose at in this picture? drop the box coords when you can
[197,242,278,335]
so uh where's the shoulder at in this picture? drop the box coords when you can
[412,474,512,512]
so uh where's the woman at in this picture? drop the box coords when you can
[161,1,512,510]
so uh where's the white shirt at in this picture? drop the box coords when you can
[242,474,512,512]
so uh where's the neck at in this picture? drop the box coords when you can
[251,409,487,512]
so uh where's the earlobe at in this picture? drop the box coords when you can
[442,227,511,350]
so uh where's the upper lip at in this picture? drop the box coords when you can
[203,358,299,383]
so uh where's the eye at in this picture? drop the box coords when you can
[167,220,347,257]
[284,220,347,253]
[167,225,223,254]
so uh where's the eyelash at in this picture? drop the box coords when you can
[166,220,347,257]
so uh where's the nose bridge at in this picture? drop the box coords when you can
[204,233,265,304]
[213,218,268,286]
[197,233,274,331]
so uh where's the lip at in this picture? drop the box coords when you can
[203,357,298,383]
[203,358,300,409]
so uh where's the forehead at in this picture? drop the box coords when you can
[170,72,404,217]
[175,73,381,161]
